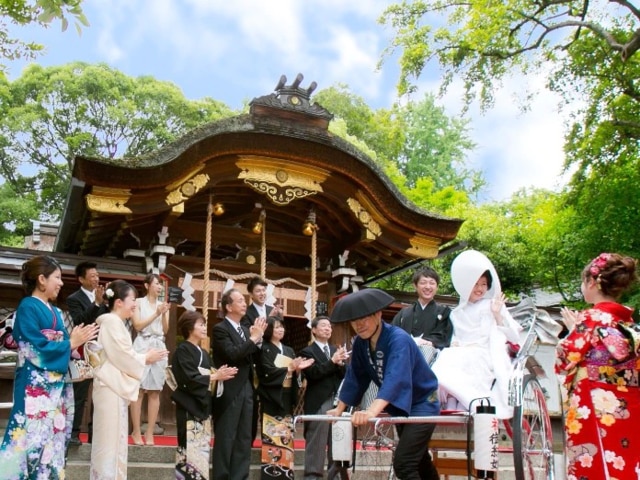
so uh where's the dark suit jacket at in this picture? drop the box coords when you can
[211,319,260,419]
[240,303,274,329]
[66,288,108,326]
[299,343,345,414]
[257,342,298,416]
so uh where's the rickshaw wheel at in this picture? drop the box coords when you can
[512,375,555,480]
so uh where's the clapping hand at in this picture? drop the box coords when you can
[331,345,350,365]
[212,364,238,382]
[70,323,99,350]
[560,307,579,331]
[271,301,283,317]
[95,284,106,305]
[156,302,170,316]
[145,348,169,365]
[250,317,267,343]
[290,356,315,372]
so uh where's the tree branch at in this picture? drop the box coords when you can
[485,20,626,60]
[611,118,640,131]
[610,0,640,22]
[621,28,640,61]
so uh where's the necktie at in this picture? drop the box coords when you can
[237,326,246,341]
[323,345,331,360]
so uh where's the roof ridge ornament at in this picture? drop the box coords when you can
[275,73,317,103]
[249,73,333,130]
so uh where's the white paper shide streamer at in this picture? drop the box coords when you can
[265,283,276,307]
[223,279,235,294]
[304,287,313,328]
[474,401,499,478]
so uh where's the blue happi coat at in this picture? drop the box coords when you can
[339,321,440,416]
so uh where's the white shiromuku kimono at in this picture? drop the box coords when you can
[90,313,146,480]
[432,250,521,419]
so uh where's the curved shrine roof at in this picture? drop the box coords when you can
[55,75,463,281]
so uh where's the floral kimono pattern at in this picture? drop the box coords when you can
[556,301,640,480]
[0,297,74,480]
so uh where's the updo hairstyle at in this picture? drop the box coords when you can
[583,253,637,299]
[21,255,61,294]
[103,279,137,310]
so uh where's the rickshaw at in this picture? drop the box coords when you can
[295,299,559,480]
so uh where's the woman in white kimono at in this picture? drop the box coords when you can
[432,250,521,419]
[90,280,168,480]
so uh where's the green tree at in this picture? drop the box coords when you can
[315,85,482,199]
[314,84,405,163]
[379,0,640,186]
[438,188,566,297]
[400,94,481,194]
[0,0,88,69]
[0,181,39,246]
[563,160,640,267]
[406,177,470,213]
[0,62,235,218]
[552,29,640,188]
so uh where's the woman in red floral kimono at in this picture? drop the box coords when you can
[556,252,640,480]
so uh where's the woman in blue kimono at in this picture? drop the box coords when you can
[328,288,440,480]
[0,255,98,479]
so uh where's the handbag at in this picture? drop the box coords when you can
[68,357,94,383]
[68,341,103,383]
[166,365,178,391]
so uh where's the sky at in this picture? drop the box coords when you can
[7,0,570,202]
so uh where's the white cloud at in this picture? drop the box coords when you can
[95,21,124,63]
[322,25,384,99]
[410,68,568,201]
[185,0,303,55]
[470,92,566,201]
[7,0,570,203]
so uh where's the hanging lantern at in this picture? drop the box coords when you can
[474,400,499,478]
[252,221,263,235]
[212,202,225,216]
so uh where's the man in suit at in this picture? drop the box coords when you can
[241,276,281,441]
[299,316,349,480]
[211,288,267,480]
[66,261,108,446]
[392,267,453,350]
[241,276,282,329]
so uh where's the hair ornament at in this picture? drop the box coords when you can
[105,288,114,299]
[589,253,611,277]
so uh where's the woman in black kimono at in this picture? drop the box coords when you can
[258,317,312,416]
[257,316,313,480]
[172,311,237,480]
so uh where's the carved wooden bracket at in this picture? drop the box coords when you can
[237,156,327,206]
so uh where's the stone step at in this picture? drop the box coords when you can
[64,443,560,480]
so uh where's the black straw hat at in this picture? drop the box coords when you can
[330,289,394,324]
